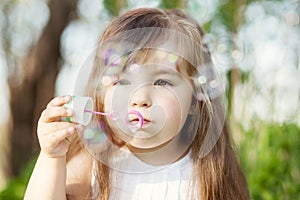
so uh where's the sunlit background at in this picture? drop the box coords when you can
[0,0,299,199]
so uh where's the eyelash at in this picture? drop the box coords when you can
[113,79,131,85]
[113,79,173,86]
[154,79,173,86]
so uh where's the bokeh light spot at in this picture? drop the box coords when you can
[168,53,178,63]
[198,75,207,84]
[101,76,112,86]
[210,80,218,88]
[84,128,95,139]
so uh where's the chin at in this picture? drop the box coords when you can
[126,137,173,153]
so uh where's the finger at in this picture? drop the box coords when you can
[40,126,75,157]
[38,121,76,133]
[47,95,72,108]
[40,106,73,123]
[43,126,75,148]
[52,126,75,146]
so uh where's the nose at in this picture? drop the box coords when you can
[130,88,152,108]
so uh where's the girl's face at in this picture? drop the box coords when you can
[103,61,194,151]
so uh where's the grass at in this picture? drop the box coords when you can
[0,158,36,200]
[238,122,300,200]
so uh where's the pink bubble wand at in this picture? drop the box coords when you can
[84,109,144,129]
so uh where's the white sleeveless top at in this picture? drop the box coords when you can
[91,148,193,200]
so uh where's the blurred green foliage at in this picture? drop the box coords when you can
[238,122,300,200]
[103,0,127,16]
[0,158,36,200]
[160,0,186,9]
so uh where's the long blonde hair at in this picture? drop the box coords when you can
[67,8,250,200]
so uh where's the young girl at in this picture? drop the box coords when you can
[24,8,250,200]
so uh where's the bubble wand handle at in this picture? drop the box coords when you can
[84,109,111,117]
[84,109,144,129]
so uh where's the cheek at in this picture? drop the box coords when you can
[156,91,192,126]
[157,95,182,124]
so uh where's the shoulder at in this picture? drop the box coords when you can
[66,149,93,200]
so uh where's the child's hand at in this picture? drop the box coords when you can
[37,95,76,158]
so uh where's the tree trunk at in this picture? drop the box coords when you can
[8,0,78,176]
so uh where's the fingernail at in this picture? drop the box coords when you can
[67,127,74,133]
[66,108,72,116]
[64,95,70,101]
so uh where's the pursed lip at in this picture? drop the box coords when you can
[129,117,151,123]
[127,110,151,128]
[128,116,151,127]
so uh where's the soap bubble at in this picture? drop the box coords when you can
[72,27,227,173]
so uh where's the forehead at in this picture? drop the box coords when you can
[125,49,194,77]
[124,63,180,79]
[98,27,207,79]
[101,47,196,82]
[124,49,177,65]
